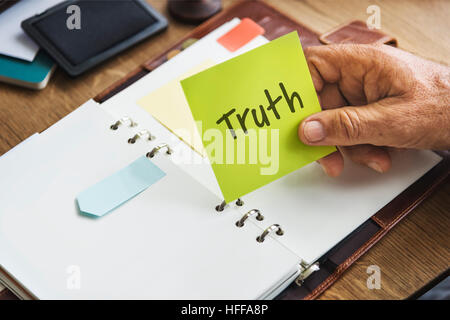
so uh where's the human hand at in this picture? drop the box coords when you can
[299,44,450,177]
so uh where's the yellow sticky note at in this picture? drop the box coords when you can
[181,32,336,202]
[137,60,215,157]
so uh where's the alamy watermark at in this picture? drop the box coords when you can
[366,265,381,290]
[366,5,381,30]
[66,4,81,30]
[66,265,81,290]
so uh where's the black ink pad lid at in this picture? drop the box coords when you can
[22,0,167,76]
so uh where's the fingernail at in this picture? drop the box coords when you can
[303,120,326,142]
[368,162,383,173]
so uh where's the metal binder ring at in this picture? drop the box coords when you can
[146,143,173,158]
[215,198,243,212]
[110,117,137,130]
[256,224,284,243]
[215,200,227,212]
[128,130,155,144]
[235,209,264,227]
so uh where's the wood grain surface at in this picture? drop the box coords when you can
[0,0,448,300]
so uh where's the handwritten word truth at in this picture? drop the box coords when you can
[216,82,304,139]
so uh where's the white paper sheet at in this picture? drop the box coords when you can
[0,100,300,299]
[234,150,442,263]
[0,0,62,61]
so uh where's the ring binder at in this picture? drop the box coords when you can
[295,262,320,286]
[146,143,173,158]
[110,117,137,130]
[235,209,264,227]
[215,201,227,212]
[128,130,155,144]
[256,224,284,243]
[215,198,244,212]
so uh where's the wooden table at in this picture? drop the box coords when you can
[0,0,448,300]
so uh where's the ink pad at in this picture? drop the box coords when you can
[22,0,167,76]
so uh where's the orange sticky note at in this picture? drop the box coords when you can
[217,18,265,52]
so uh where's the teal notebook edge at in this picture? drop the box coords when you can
[0,50,55,89]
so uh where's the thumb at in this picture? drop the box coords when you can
[299,102,402,147]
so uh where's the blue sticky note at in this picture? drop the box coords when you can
[76,156,166,217]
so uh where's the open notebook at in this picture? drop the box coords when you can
[0,18,443,299]
[0,102,300,299]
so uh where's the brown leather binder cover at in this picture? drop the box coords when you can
[78,0,450,299]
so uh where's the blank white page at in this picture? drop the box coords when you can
[0,101,300,299]
[229,150,442,263]
[0,133,40,210]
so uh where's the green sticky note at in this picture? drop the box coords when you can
[181,31,335,202]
